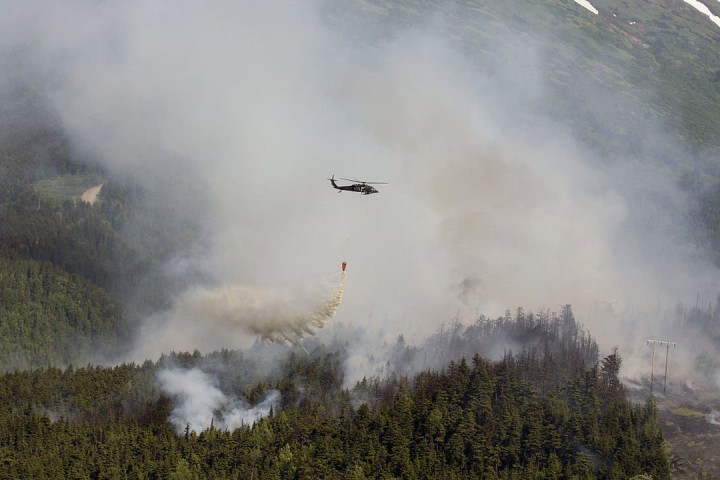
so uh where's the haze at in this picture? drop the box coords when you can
[2,0,717,366]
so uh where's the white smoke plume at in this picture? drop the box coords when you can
[158,367,280,433]
[707,410,720,426]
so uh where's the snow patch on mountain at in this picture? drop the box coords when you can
[573,0,599,15]
[683,0,720,28]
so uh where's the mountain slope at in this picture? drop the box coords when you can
[0,249,129,370]
[323,0,720,170]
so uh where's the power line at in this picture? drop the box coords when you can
[646,339,677,394]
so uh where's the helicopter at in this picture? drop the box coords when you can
[328,175,387,195]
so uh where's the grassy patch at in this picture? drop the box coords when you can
[33,174,105,204]
[671,407,706,417]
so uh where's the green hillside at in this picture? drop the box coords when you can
[0,134,201,369]
[0,249,129,370]
[324,0,720,169]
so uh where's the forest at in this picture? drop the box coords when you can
[0,313,669,479]
[4,0,720,478]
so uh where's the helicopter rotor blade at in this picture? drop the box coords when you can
[338,177,388,184]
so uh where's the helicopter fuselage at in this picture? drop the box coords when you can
[329,176,380,194]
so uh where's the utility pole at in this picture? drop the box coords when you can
[647,339,677,394]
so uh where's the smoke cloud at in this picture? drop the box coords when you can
[158,367,279,433]
[2,0,719,384]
